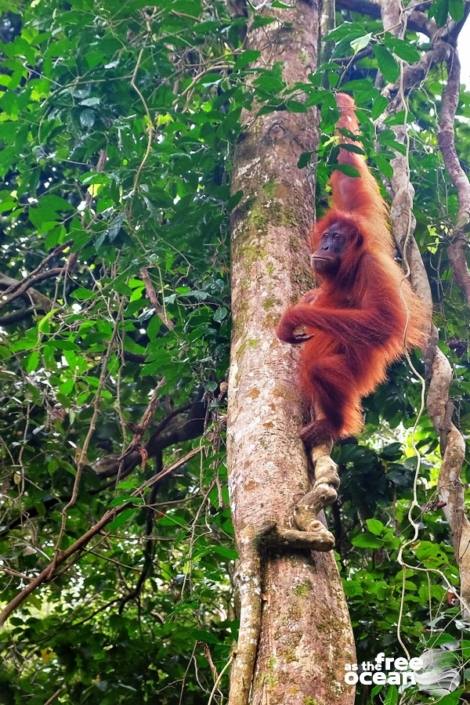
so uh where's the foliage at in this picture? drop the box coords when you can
[0,1,469,704]
[0,1,244,702]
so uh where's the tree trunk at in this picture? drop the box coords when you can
[227,3,355,704]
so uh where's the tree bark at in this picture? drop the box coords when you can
[227,2,355,704]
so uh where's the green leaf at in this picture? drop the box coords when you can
[71,288,94,301]
[339,143,365,155]
[213,306,228,323]
[351,533,384,549]
[383,35,420,63]
[430,0,449,25]
[0,195,17,213]
[38,308,58,333]
[80,108,96,128]
[235,50,260,69]
[130,287,144,302]
[371,95,388,119]
[107,508,137,530]
[253,63,285,95]
[375,153,393,179]
[384,686,398,705]
[32,195,73,212]
[173,0,202,13]
[11,330,38,352]
[373,44,400,83]
[366,518,385,536]
[381,442,402,460]
[26,350,40,373]
[378,129,406,154]
[325,21,364,42]
[285,100,307,113]
[449,0,464,20]
[212,545,238,560]
[59,378,75,396]
[252,15,277,29]
[437,691,464,705]
[350,33,372,54]
[80,97,101,107]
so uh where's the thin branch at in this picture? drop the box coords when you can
[140,266,174,330]
[384,42,450,103]
[50,302,124,564]
[130,19,155,198]
[63,304,123,510]
[43,688,65,705]
[129,382,164,445]
[0,274,51,311]
[0,268,63,311]
[382,6,469,108]
[0,241,75,312]
[113,378,164,483]
[84,149,107,209]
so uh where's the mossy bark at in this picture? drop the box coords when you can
[227,2,355,704]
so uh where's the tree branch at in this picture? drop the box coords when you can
[438,49,470,306]
[0,268,64,310]
[93,393,207,479]
[0,274,51,311]
[337,0,435,35]
[0,242,75,311]
[140,266,174,330]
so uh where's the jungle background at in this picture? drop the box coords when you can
[0,0,469,703]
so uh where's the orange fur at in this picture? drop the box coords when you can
[276,93,428,445]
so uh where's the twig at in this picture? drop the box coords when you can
[114,379,165,485]
[131,43,154,196]
[140,266,174,330]
[69,307,121,505]
[118,481,160,611]
[43,687,65,705]
[125,379,165,452]
[1,397,205,538]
